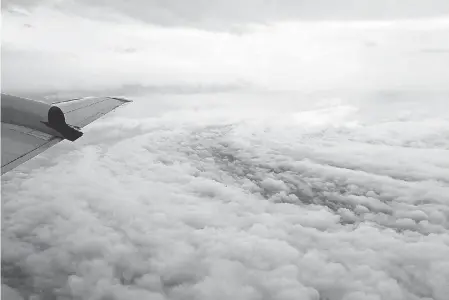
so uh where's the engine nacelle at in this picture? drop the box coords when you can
[1,94,83,141]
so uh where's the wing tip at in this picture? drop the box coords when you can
[51,96,133,105]
[108,96,133,103]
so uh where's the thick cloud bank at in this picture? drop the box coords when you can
[2,93,449,300]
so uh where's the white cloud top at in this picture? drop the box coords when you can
[2,93,449,299]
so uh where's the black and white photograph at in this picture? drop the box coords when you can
[1,1,449,299]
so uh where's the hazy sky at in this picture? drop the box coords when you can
[3,0,449,29]
[2,1,449,94]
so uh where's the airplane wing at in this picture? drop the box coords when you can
[1,123,63,175]
[53,96,132,128]
[1,94,132,175]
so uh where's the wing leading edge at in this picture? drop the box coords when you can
[1,94,132,175]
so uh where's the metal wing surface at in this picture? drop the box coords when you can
[1,123,63,174]
[1,95,132,174]
[53,96,132,128]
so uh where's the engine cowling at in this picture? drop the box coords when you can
[46,106,83,141]
[1,94,83,141]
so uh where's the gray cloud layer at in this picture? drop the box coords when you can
[3,6,449,94]
[3,0,449,29]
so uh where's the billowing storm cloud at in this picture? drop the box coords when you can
[2,1,449,300]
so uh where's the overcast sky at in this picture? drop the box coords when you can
[2,0,449,94]
[3,0,449,29]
